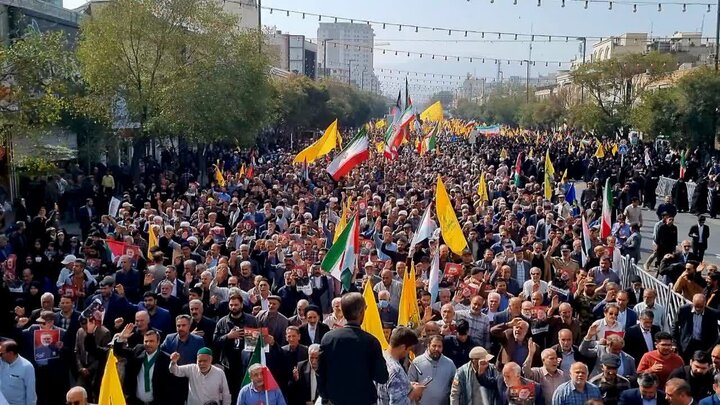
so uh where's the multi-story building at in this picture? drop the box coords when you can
[646,32,714,66]
[591,33,648,62]
[317,22,374,88]
[220,0,258,31]
[268,31,317,79]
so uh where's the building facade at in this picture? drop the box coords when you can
[317,22,375,88]
[220,0,258,31]
[268,31,317,79]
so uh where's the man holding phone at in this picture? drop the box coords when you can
[408,335,457,405]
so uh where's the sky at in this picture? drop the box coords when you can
[63,0,717,99]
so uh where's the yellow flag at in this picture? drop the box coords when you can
[147,224,158,258]
[561,168,568,182]
[499,148,509,160]
[435,176,468,255]
[420,101,444,122]
[376,119,386,130]
[568,143,574,154]
[361,281,389,350]
[528,147,534,159]
[238,163,245,178]
[595,140,606,158]
[214,160,226,187]
[544,149,555,200]
[98,349,126,405]
[293,119,340,164]
[611,143,618,156]
[398,262,421,328]
[477,172,489,203]
[375,141,384,154]
[333,198,351,243]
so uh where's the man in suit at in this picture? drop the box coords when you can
[625,310,661,364]
[288,343,324,404]
[86,276,136,330]
[318,292,389,405]
[299,306,329,346]
[278,326,309,398]
[79,198,96,240]
[579,331,637,383]
[674,294,720,362]
[114,327,175,405]
[188,299,216,348]
[507,247,532,286]
[656,215,678,266]
[551,328,595,375]
[618,372,667,405]
[689,216,710,261]
[625,275,645,307]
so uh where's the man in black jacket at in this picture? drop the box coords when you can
[288,343,325,405]
[213,293,258,402]
[318,292,389,405]
[113,328,175,405]
[667,350,714,401]
[624,310,661,363]
[674,295,720,362]
[656,215,678,266]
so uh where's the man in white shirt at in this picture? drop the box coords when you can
[169,347,231,405]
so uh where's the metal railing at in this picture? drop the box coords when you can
[617,255,691,329]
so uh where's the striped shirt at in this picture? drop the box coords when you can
[455,310,490,348]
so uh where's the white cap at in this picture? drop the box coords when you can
[61,254,77,265]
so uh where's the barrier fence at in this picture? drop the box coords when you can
[617,255,690,329]
[656,176,697,209]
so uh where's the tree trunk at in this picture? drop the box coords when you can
[196,142,207,186]
[130,136,146,182]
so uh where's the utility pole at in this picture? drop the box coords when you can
[525,60,530,103]
[322,38,335,79]
[257,0,262,53]
[715,0,719,70]
[579,37,587,102]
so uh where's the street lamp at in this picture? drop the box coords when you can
[322,38,335,79]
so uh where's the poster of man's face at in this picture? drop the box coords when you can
[33,329,60,361]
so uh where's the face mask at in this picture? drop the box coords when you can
[378,300,389,309]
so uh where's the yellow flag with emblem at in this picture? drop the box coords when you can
[544,149,555,200]
[477,172,489,203]
[398,262,421,328]
[435,176,468,255]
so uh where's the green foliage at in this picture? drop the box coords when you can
[429,91,454,107]
[452,99,484,121]
[571,52,676,135]
[630,87,683,141]
[272,76,387,131]
[15,144,77,177]
[0,30,80,141]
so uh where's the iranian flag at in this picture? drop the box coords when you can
[600,177,612,239]
[327,129,369,181]
[417,124,438,156]
[409,204,437,251]
[581,215,593,267]
[679,149,688,179]
[321,213,359,290]
[384,106,414,159]
[513,152,523,187]
[241,331,280,397]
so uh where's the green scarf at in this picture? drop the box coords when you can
[143,351,158,392]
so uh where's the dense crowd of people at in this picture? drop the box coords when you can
[0,126,719,405]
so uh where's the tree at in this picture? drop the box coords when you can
[571,51,676,136]
[452,99,485,121]
[630,87,683,142]
[78,0,269,177]
[429,91,454,107]
[0,30,80,142]
[676,67,720,150]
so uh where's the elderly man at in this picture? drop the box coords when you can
[237,363,286,405]
[450,346,501,405]
[501,362,544,405]
[378,290,399,328]
[579,331,637,383]
[455,296,490,349]
[323,297,346,329]
[665,378,694,405]
[552,362,602,405]
[288,344,321,404]
[65,387,88,405]
[523,348,568,404]
[170,347,231,405]
[589,354,631,405]
[373,270,403,309]
[490,318,541,369]
[408,335,457,405]
[634,288,669,331]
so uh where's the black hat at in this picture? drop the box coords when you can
[600,353,621,368]
[630,275,642,284]
[99,276,115,287]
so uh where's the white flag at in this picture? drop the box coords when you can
[409,204,437,252]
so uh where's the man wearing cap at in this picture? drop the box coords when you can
[170,347,231,405]
[17,310,67,404]
[450,346,501,405]
[256,295,290,346]
[589,353,631,405]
